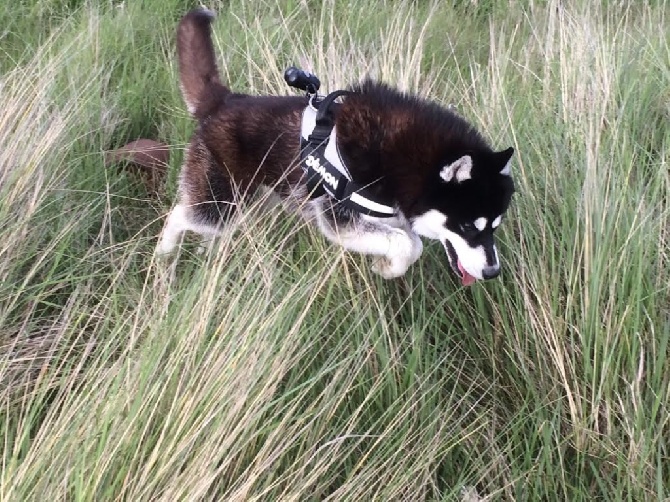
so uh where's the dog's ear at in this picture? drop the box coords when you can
[494,147,514,176]
[440,155,472,183]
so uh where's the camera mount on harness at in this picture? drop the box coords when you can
[284,67,396,218]
[284,66,321,96]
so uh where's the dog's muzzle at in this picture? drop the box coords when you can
[442,240,500,286]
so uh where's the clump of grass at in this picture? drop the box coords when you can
[1,0,668,500]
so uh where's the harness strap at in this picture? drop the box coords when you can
[314,90,350,134]
[300,91,396,218]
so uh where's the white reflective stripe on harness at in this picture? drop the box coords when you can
[350,192,395,215]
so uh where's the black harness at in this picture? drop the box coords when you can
[287,67,395,218]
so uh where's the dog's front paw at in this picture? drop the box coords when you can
[371,230,421,279]
[371,256,410,279]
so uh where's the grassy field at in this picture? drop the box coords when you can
[1,0,668,500]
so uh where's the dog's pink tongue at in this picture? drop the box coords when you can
[458,261,477,287]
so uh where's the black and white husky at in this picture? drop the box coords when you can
[157,9,516,286]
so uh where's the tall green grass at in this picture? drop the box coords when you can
[1,0,668,500]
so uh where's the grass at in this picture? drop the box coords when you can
[1,0,668,500]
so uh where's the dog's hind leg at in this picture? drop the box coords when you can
[156,204,189,255]
[157,136,241,256]
[195,232,220,255]
[156,203,225,255]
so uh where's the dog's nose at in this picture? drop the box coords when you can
[482,265,500,280]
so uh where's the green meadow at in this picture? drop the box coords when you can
[1,0,668,499]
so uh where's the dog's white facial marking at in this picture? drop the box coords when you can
[492,215,502,228]
[500,158,512,176]
[411,209,447,240]
[474,217,487,231]
[439,155,472,183]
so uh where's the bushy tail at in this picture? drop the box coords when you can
[176,8,229,118]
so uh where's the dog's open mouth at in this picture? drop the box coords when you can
[443,240,477,287]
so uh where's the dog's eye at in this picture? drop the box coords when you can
[460,223,477,234]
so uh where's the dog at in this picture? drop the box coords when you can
[157,8,515,286]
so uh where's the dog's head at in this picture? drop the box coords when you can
[411,147,515,285]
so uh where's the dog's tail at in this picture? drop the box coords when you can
[177,8,229,119]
